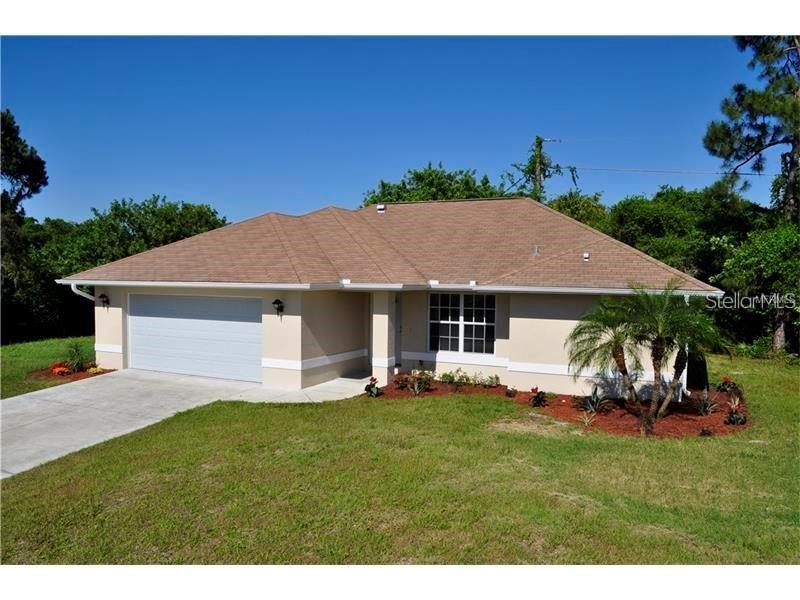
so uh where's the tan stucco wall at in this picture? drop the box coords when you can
[301,291,369,359]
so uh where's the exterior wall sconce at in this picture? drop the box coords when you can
[98,293,110,307]
[271,298,284,315]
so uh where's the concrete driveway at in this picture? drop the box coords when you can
[1,369,369,478]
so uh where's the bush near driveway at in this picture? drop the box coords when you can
[1,355,797,564]
[1,336,95,399]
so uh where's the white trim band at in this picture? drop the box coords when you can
[371,356,396,368]
[262,348,368,371]
[402,350,507,368]
[95,343,123,354]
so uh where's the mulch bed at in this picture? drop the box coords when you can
[377,377,750,438]
[28,367,115,384]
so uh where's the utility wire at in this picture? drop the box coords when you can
[564,166,777,177]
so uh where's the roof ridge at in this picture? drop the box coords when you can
[348,210,428,283]
[266,213,304,284]
[325,208,395,283]
[527,200,717,291]
[356,196,528,209]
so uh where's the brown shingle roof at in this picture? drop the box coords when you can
[62,198,719,293]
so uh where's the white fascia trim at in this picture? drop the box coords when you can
[402,351,508,368]
[371,356,396,368]
[56,279,722,297]
[95,343,123,354]
[56,279,335,290]
[262,348,368,371]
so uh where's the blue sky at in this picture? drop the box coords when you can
[1,36,776,223]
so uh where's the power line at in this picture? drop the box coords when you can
[565,165,777,177]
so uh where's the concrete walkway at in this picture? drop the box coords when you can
[1,369,369,478]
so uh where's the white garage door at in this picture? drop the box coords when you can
[128,294,262,382]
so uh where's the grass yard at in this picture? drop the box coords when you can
[1,336,95,399]
[1,355,798,564]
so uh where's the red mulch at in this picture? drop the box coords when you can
[377,377,750,438]
[29,366,115,383]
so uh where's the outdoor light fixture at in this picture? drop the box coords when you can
[272,298,284,315]
[98,293,110,307]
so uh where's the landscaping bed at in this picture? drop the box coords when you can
[378,372,750,438]
[28,364,114,384]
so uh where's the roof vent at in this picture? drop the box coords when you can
[376,204,386,213]
[469,280,477,287]
[582,251,591,262]
[341,278,351,285]
[532,245,541,257]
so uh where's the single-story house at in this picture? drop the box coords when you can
[57,198,721,394]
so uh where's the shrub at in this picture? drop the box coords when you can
[52,366,72,377]
[733,335,773,359]
[86,366,104,375]
[64,342,86,373]
[716,376,741,395]
[505,387,518,398]
[408,369,434,396]
[529,387,547,407]
[452,368,471,390]
[439,371,456,385]
[576,385,609,413]
[393,373,410,390]
[699,426,714,437]
[484,374,500,388]
[364,376,381,397]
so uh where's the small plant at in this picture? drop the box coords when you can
[52,366,72,377]
[716,376,741,395]
[393,373,410,390]
[699,426,714,437]
[453,368,471,390]
[578,412,596,427]
[64,342,86,373]
[86,366,104,375]
[364,376,381,397]
[576,385,610,413]
[505,387,518,398]
[408,369,434,396]
[529,386,548,407]
[439,371,456,385]
[696,389,718,416]
[724,396,747,426]
[484,374,500,388]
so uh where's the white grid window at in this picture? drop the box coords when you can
[428,293,496,354]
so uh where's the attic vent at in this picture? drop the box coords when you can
[532,245,541,257]
[376,204,386,213]
[582,251,591,262]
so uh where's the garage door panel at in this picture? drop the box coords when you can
[129,295,262,382]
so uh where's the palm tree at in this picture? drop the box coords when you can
[620,280,685,422]
[657,300,728,419]
[565,298,647,433]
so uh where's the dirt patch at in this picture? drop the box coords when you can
[490,411,582,438]
[28,367,114,384]
[379,380,514,399]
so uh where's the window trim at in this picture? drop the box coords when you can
[427,293,496,355]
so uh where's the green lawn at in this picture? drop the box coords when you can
[1,336,95,399]
[1,355,797,564]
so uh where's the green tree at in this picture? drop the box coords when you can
[565,298,646,434]
[501,136,576,201]
[547,189,608,230]
[715,224,800,353]
[703,36,800,223]
[1,109,49,287]
[362,162,500,206]
[43,195,227,279]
